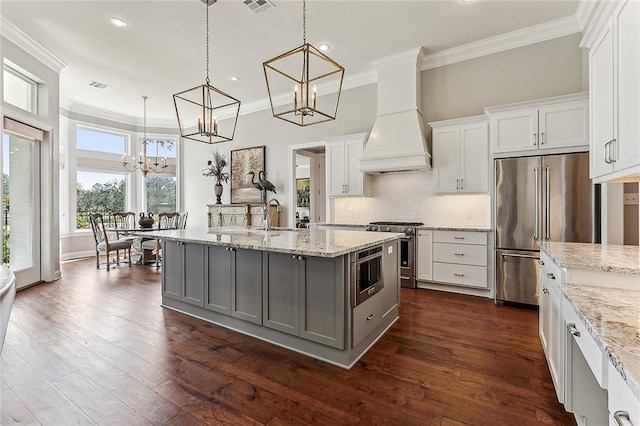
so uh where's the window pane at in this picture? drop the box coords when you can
[3,68,36,113]
[76,171,125,229]
[146,138,177,159]
[77,127,126,154]
[146,176,176,214]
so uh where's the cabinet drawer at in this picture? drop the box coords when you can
[433,262,488,289]
[608,359,640,426]
[352,295,382,348]
[433,242,487,266]
[563,299,607,388]
[433,230,487,245]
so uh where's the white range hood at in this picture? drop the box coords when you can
[360,48,431,174]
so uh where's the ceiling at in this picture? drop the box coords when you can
[1,0,579,124]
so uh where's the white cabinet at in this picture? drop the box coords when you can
[608,359,640,426]
[430,230,488,289]
[416,230,432,281]
[430,116,488,194]
[538,252,565,405]
[326,133,368,197]
[585,0,640,181]
[487,94,589,155]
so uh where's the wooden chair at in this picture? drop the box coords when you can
[111,212,136,238]
[177,211,189,230]
[142,212,180,268]
[89,213,132,270]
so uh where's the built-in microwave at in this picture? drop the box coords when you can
[351,245,383,307]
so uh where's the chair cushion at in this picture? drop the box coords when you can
[141,239,159,250]
[97,240,133,252]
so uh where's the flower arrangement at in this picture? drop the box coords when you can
[202,150,230,185]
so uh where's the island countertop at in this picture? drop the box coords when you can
[539,241,640,274]
[134,227,403,258]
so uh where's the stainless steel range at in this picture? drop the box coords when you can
[365,221,423,288]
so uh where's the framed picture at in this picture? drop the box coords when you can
[296,178,310,207]
[230,146,265,204]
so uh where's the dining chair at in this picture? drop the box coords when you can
[177,211,189,230]
[111,212,136,238]
[142,212,180,268]
[89,213,133,270]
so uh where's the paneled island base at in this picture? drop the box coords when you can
[149,228,402,369]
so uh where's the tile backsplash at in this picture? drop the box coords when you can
[331,171,491,227]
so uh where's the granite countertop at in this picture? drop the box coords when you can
[539,241,640,274]
[560,283,640,401]
[134,227,402,258]
[418,225,492,232]
[311,223,367,229]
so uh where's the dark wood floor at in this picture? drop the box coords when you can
[1,259,575,425]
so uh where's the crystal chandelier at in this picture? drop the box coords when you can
[122,96,168,177]
[263,0,345,127]
[173,0,240,144]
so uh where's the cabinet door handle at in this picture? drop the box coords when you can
[613,411,632,426]
[454,236,464,240]
[229,247,235,252]
[366,314,375,321]
[456,179,459,190]
[533,133,537,146]
[543,288,549,295]
[460,178,464,189]
[454,273,465,277]
[454,252,464,256]
[609,138,617,163]
[345,184,349,193]
[540,132,545,145]
[604,141,612,164]
[538,260,545,265]
[297,255,304,261]
[546,272,555,280]
[567,323,580,337]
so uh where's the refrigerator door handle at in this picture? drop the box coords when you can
[545,166,550,240]
[533,167,539,240]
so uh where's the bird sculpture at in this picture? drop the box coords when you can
[258,171,276,194]
[247,171,263,191]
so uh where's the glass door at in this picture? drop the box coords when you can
[2,131,41,288]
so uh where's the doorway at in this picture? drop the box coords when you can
[2,124,42,288]
[290,143,326,227]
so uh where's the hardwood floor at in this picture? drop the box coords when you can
[1,259,575,425]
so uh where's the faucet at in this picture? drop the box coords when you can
[263,205,270,231]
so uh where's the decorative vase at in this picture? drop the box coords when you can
[139,212,154,229]
[214,183,223,205]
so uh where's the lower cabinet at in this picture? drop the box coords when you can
[262,252,345,349]
[608,358,640,426]
[416,230,433,281]
[352,294,382,347]
[162,241,205,307]
[429,230,489,289]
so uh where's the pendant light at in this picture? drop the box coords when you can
[263,0,345,127]
[122,96,168,177]
[173,0,240,144]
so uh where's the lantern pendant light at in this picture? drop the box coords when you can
[173,0,240,144]
[263,0,345,127]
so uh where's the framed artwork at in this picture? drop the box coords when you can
[296,178,310,207]
[230,146,265,204]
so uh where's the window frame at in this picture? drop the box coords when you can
[3,63,39,114]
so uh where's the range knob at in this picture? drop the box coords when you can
[406,227,414,234]
[385,226,391,232]
[401,227,406,233]
[367,225,377,231]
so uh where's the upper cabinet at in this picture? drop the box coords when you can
[326,133,369,197]
[486,93,589,155]
[430,116,489,194]
[583,0,640,182]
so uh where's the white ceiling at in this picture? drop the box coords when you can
[1,0,579,124]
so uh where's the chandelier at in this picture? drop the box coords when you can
[122,96,169,177]
[173,0,240,144]
[263,0,344,127]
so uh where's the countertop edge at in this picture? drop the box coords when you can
[559,284,640,401]
[417,226,492,232]
[539,243,640,274]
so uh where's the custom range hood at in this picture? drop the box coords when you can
[360,48,431,174]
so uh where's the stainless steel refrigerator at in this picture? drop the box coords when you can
[494,152,599,306]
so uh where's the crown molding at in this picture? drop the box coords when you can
[575,0,598,31]
[421,15,581,70]
[579,0,618,49]
[371,47,425,70]
[1,16,66,73]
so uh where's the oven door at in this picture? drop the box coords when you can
[351,246,383,307]
[399,236,416,288]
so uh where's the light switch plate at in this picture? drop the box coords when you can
[623,193,639,206]
[387,246,393,254]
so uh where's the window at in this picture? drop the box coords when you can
[146,175,177,214]
[146,138,176,159]
[3,64,38,114]
[76,171,125,229]
[77,126,126,154]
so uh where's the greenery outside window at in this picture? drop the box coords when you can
[146,175,176,214]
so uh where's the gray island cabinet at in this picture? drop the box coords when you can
[138,227,402,369]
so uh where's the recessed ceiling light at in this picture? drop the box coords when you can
[109,17,128,28]
[318,43,331,52]
[230,76,239,81]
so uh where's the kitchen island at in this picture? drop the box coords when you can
[137,227,402,369]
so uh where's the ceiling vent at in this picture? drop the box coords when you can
[88,80,109,89]
[243,0,275,14]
